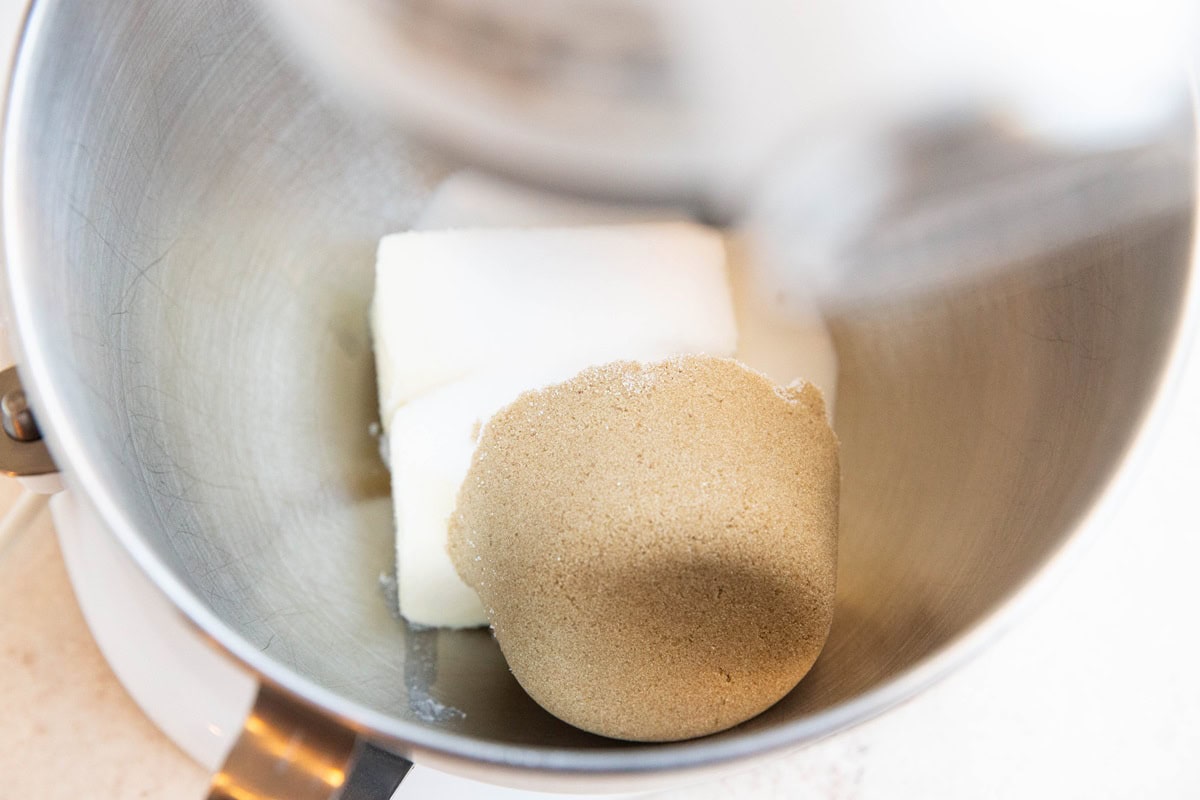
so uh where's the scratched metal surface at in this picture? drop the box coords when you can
[2,0,1195,772]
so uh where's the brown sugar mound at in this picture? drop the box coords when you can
[448,355,839,742]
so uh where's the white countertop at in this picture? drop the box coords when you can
[0,3,1197,797]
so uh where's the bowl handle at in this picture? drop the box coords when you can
[0,365,61,493]
[208,682,413,800]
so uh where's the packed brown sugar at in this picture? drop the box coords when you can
[449,355,839,741]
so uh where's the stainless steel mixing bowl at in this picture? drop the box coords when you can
[1,0,1196,797]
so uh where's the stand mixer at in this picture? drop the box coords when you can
[0,1,1196,798]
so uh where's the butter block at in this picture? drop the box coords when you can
[371,222,737,431]
[386,381,485,628]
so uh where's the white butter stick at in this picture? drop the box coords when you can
[386,382,485,629]
[371,222,737,431]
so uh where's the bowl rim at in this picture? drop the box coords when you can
[3,0,1198,780]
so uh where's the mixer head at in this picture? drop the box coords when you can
[255,0,1197,305]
